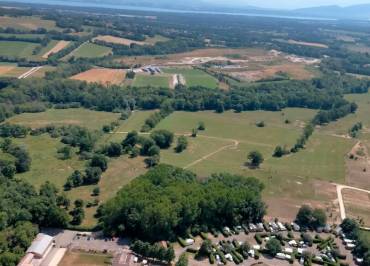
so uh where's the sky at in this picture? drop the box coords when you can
[209,0,370,9]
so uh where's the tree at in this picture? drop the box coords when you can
[150,130,174,149]
[273,145,289,158]
[312,208,327,229]
[175,136,188,153]
[197,240,212,258]
[57,146,72,160]
[198,122,205,131]
[296,205,327,230]
[266,238,282,256]
[247,151,264,167]
[341,218,359,239]
[148,145,160,156]
[126,71,136,79]
[92,187,100,196]
[122,131,139,147]
[106,142,122,157]
[66,170,83,188]
[296,205,313,228]
[84,167,102,185]
[191,128,198,138]
[144,155,160,168]
[90,154,108,172]
[256,121,265,127]
[176,253,188,266]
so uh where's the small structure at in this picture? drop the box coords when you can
[18,233,54,266]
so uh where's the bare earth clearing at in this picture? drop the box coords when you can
[342,188,370,226]
[42,40,70,58]
[71,68,126,85]
[0,65,14,75]
[94,35,146,46]
[287,39,329,48]
[346,141,370,190]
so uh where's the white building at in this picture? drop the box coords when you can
[18,234,54,266]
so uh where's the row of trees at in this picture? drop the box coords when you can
[131,240,175,264]
[98,164,266,241]
[0,73,364,125]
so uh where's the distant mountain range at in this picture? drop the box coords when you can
[3,0,370,20]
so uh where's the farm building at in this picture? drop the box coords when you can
[18,233,54,266]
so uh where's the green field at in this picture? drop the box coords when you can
[0,33,45,39]
[7,108,120,130]
[163,67,219,88]
[317,92,370,137]
[132,74,170,88]
[13,135,85,189]
[7,104,357,226]
[67,42,112,59]
[154,109,354,202]
[0,41,39,57]
[0,16,59,30]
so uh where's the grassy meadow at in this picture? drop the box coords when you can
[5,102,359,226]
[7,108,120,130]
[67,42,112,59]
[0,41,39,57]
[163,68,219,88]
[132,74,170,88]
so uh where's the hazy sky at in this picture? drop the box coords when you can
[210,0,370,9]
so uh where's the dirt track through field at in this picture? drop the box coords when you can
[113,131,270,170]
[18,66,43,79]
[336,183,370,228]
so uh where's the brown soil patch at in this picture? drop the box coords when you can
[0,65,14,75]
[346,142,370,190]
[342,188,370,226]
[94,35,145,46]
[42,40,70,58]
[71,68,126,85]
[265,180,340,224]
[232,63,314,81]
[117,48,266,65]
[288,39,329,48]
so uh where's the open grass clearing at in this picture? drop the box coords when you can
[71,68,125,85]
[155,109,315,144]
[132,73,171,88]
[0,40,39,57]
[59,251,112,266]
[13,135,85,189]
[162,67,218,88]
[7,108,120,130]
[66,42,112,59]
[0,15,59,30]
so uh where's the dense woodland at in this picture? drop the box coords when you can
[98,165,266,241]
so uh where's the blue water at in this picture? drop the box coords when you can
[0,0,336,21]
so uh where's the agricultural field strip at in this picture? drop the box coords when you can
[336,184,370,225]
[18,66,43,79]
